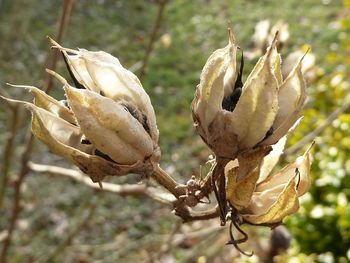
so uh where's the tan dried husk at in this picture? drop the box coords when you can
[1,41,161,183]
[226,141,312,225]
[192,31,307,167]
[49,38,159,145]
[1,94,158,183]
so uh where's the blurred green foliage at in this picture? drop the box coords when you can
[0,0,350,262]
[286,2,350,261]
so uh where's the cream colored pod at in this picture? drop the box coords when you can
[192,29,307,180]
[1,40,160,183]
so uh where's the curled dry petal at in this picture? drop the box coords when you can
[258,136,287,183]
[226,167,260,210]
[257,143,313,197]
[225,146,271,210]
[236,146,272,182]
[235,145,312,225]
[241,177,299,224]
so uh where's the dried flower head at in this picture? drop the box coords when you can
[1,39,160,183]
[192,29,306,170]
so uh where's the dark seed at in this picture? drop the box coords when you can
[222,49,244,112]
[264,126,274,140]
[222,88,242,112]
[94,149,115,163]
[123,103,141,121]
[61,52,86,90]
[123,103,152,136]
[81,139,91,145]
[141,114,151,136]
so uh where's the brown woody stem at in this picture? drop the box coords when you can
[0,105,20,210]
[151,164,186,198]
[175,205,220,223]
[139,0,167,80]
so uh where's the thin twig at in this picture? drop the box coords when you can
[139,0,167,80]
[0,105,20,210]
[42,0,75,93]
[0,1,75,262]
[284,101,350,156]
[175,205,220,223]
[28,162,174,205]
[0,132,34,263]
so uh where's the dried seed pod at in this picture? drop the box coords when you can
[192,29,307,169]
[1,40,161,182]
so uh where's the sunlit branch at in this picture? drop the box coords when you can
[28,162,175,205]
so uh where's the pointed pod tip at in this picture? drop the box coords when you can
[47,38,79,55]
[270,30,279,49]
[6,83,36,92]
[0,95,30,107]
[264,31,279,59]
[0,95,9,102]
[305,141,315,155]
[47,36,62,49]
[299,47,311,64]
[46,69,68,86]
[227,26,236,46]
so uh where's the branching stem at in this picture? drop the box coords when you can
[151,163,185,198]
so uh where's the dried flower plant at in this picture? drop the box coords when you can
[192,30,306,160]
[0,27,313,256]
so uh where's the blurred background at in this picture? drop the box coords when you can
[0,0,349,262]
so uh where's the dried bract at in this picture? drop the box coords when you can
[226,141,313,225]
